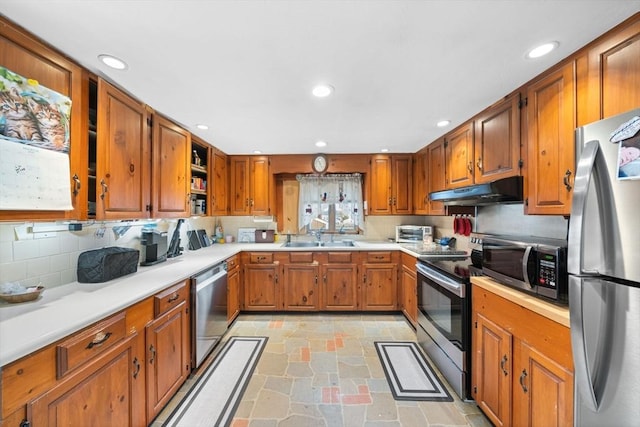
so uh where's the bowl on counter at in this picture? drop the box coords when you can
[0,285,45,304]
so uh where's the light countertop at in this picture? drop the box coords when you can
[471,276,570,328]
[0,240,418,367]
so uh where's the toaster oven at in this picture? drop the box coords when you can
[395,225,433,243]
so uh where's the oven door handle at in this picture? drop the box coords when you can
[416,263,464,298]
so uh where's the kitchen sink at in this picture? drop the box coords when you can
[281,241,323,248]
[281,240,355,248]
[320,241,355,247]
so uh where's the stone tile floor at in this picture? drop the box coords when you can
[153,313,491,427]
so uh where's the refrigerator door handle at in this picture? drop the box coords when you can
[569,276,600,411]
[568,139,600,275]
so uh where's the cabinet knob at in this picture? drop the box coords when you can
[100,179,108,200]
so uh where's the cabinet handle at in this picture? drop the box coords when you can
[275,274,278,284]
[519,369,528,393]
[167,293,179,303]
[72,174,81,196]
[250,198,254,206]
[563,169,573,191]
[86,331,112,349]
[149,344,156,364]
[476,158,483,171]
[132,357,140,379]
[500,354,508,376]
[467,161,473,173]
[315,275,318,285]
[99,179,108,200]
[388,197,392,206]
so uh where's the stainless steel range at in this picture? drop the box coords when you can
[416,256,479,400]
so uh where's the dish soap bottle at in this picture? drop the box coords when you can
[215,220,224,243]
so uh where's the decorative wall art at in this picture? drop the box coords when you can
[0,66,73,210]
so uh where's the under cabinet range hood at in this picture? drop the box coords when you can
[429,176,523,206]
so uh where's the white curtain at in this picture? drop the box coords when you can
[297,174,364,233]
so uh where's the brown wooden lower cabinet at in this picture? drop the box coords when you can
[226,254,241,322]
[241,250,402,312]
[145,300,190,421]
[400,252,417,326]
[320,252,359,310]
[27,333,145,427]
[472,283,573,427]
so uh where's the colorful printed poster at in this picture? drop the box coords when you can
[0,66,73,210]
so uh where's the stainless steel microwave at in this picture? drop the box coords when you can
[482,235,568,303]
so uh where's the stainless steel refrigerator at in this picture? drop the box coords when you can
[568,108,640,426]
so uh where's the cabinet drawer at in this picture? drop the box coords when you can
[56,312,126,378]
[289,252,314,263]
[367,252,392,263]
[327,252,353,263]
[250,252,274,264]
[154,281,188,317]
[226,254,239,270]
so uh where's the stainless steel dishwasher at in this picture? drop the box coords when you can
[192,261,228,368]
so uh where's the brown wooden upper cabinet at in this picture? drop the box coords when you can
[211,148,229,215]
[96,79,151,220]
[473,93,521,184]
[151,115,191,218]
[229,156,270,215]
[0,17,86,221]
[412,150,429,215]
[581,17,640,125]
[445,122,475,188]
[369,154,412,215]
[427,138,446,215]
[525,64,576,216]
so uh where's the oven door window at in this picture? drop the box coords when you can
[418,273,463,350]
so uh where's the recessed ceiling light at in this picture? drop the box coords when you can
[195,124,209,130]
[312,84,334,98]
[98,54,128,70]
[315,140,327,148]
[437,120,451,127]
[526,41,559,59]
[381,148,389,153]
[253,150,262,154]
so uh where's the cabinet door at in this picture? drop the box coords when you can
[401,263,417,326]
[392,155,412,214]
[250,155,270,215]
[0,19,85,221]
[283,263,319,310]
[474,94,521,184]
[229,156,250,215]
[96,79,151,219]
[227,266,240,323]
[369,155,392,214]
[361,264,398,310]
[525,64,575,215]
[445,122,474,188]
[582,18,640,123]
[27,334,145,427]
[427,138,446,215]
[244,264,280,310]
[145,301,190,421]
[473,312,512,427]
[151,115,190,218]
[322,263,359,310]
[513,340,574,427]
[212,149,228,215]
[412,151,429,215]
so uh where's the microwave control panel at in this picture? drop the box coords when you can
[538,254,558,288]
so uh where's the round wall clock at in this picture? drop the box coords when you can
[312,154,328,173]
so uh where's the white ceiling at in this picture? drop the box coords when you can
[1,1,639,155]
